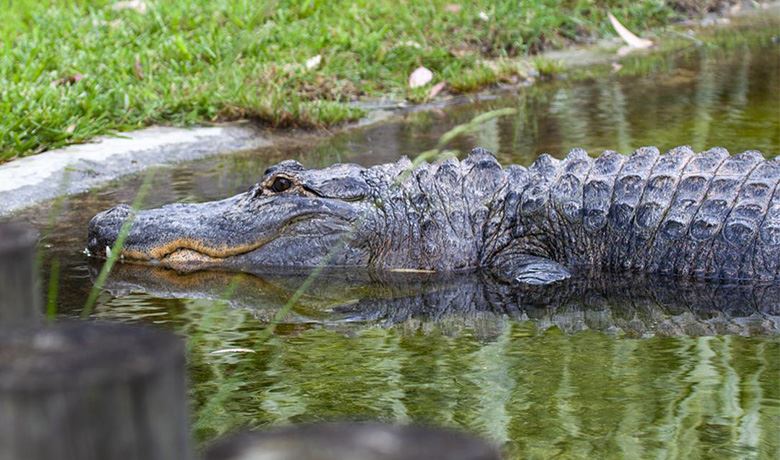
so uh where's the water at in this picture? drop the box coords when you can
[11,34,780,458]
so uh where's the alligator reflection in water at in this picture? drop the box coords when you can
[93,264,780,457]
[96,263,780,338]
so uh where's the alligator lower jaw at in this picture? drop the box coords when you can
[112,238,270,271]
[98,248,234,273]
[157,248,226,270]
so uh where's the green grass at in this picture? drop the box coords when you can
[0,0,720,160]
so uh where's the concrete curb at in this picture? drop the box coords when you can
[0,124,269,216]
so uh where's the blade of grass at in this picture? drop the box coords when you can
[435,108,517,150]
[46,258,60,321]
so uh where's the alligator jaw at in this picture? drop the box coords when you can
[121,240,270,272]
[156,248,227,271]
[85,246,233,272]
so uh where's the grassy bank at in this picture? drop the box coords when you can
[1,0,732,160]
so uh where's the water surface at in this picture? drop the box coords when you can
[11,34,780,458]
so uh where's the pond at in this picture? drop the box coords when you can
[13,28,780,459]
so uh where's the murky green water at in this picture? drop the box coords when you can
[12,32,780,459]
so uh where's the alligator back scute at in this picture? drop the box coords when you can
[718,149,763,174]
[650,149,725,274]
[528,153,559,180]
[760,204,780,245]
[551,148,591,224]
[432,158,464,201]
[607,147,660,269]
[756,177,780,279]
[685,148,728,171]
[657,149,726,275]
[723,204,763,246]
[582,151,624,233]
[608,147,659,230]
[462,152,506,222]
[634,147,692,237]
[688,150,763,278]
[462,150,505,203]
[520,154,559,216]
[689,199,730,241]
[723,160,780,248]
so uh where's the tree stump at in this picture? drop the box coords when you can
[205,422,501,460]
[0,321,191,460]
[0,222,41,324]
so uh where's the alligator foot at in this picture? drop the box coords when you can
[499,255,572,285]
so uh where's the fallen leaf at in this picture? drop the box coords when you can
[51,73,84,87]
[608,12,652,50]
[427,82,446,100]
[444,4,461,13]
[409,66,433,88]
[305,54,322,70]
[112,0,147,13]
[400,40,422,49]
[133,56,144,80]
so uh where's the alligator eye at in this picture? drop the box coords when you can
[270,177,292,193]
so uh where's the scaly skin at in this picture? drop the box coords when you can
[88,147,780,283]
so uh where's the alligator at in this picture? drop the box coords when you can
[87,146,780,284]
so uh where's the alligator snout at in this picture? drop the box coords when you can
[87,204,131,257]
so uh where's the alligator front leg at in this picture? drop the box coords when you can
[496,255,572,285]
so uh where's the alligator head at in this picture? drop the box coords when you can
[88,148,514,273]
[87,159,398,272]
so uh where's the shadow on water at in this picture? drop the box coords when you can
[8,31,780,459]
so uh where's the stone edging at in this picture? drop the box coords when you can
[0,124,268,216]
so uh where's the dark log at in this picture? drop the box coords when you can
[205,422,501,460]
[0,321,191,460]
[0,222,41,324]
